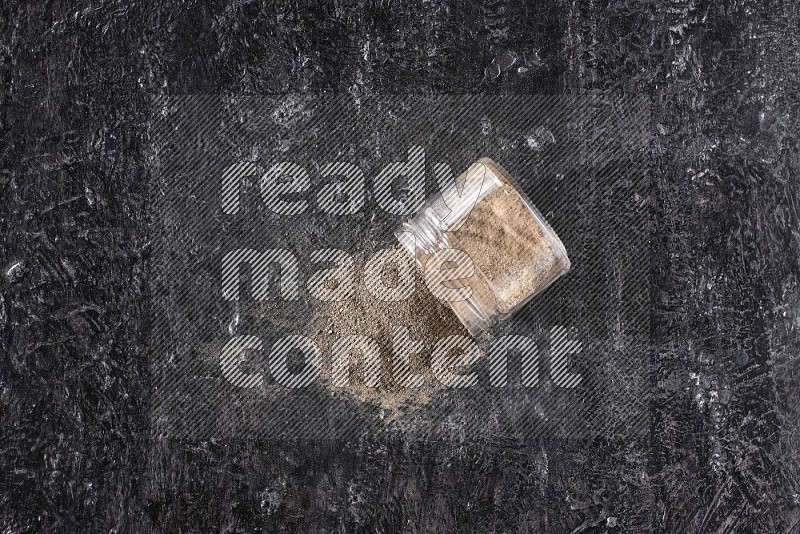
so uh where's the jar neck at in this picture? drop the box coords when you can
[395,205,450,260]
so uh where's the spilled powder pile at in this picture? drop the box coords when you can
[308,252,473,420]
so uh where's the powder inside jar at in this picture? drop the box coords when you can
[397,157,570,335]
[447,183,561,314]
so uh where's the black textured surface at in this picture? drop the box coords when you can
[2,1,799,532]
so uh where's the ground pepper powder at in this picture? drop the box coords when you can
[397,157,571,335]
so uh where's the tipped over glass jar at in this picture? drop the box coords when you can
[395,157,571,336]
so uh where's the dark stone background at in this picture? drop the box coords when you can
[1,1,798,532]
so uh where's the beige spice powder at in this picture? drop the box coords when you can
[309,260,471,419]
[447,183,560,313]
[307,161,566,418]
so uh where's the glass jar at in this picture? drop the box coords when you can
[395,157,571,336]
